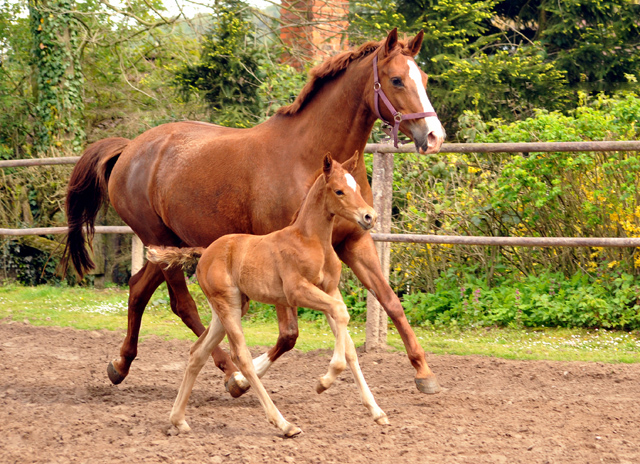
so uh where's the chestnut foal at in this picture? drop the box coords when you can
[148,154,388,437]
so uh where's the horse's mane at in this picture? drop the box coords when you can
[277,38,414,116]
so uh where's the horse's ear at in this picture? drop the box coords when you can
[408,30,424,56]
[342,150,359,173]
[383,28,398,56]
[323,153,333,179]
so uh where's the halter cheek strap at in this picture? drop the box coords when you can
[373,55,438,148]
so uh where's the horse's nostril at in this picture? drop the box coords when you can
[364,214,372,223]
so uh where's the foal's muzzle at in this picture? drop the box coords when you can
[357,209,377,230]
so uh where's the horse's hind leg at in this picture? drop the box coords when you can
[170,310,227,433]
[226,304,298,395]
[108,261,165,384]
[162,266,239,386]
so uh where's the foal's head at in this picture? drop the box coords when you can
[374,28,446,154]
[322,152,377,231]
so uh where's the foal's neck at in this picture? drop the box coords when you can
[290,177,335,246]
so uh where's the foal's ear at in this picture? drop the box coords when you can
[323,153,333,179]
[342,150,359,173]
[383,28,398,56]
[408,30,424,56]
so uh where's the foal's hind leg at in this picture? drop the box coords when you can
[108,261,165,384]
[226,304,299,395]
[218,300,302,438]
[163,266,239,386]
[170,310,227,433]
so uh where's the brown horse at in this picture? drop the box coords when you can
[63,28,445,396]
[148,153,388,437]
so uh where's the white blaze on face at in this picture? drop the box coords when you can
[345,173,357,192]
[406,60,444,139]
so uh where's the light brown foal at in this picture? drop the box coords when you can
[148,153,389,437]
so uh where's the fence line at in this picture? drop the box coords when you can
[2,140,640,169]
[4,140,640,349]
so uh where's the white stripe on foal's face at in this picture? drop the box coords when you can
[345,173,357,192]
[407,60,435,114]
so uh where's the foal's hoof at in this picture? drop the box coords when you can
[374,414,390,426]
[315,378,330,394]
[415,375,442,394]
[225,374,250,398]
[107,361,126,385]
[283,424,303,438]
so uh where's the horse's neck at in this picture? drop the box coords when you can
[290,178,335,246]
[273,59,377,164]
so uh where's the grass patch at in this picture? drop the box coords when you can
[1,283,639,363]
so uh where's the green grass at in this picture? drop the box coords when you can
[1,283,639,363]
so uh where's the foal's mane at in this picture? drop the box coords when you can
[288,166,326,226]
[277,38,415,116]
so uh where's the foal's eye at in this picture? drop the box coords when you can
[391,77,404,87]
[335,190,345,196]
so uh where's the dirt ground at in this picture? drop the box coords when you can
[1,321,639,464]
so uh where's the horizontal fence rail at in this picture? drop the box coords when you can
[3,140,640,169]
[0,226,133,236]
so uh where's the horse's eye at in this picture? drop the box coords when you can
[335,190,345,196]
[391,77,403,87]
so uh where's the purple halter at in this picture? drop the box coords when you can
[373,54,438,148]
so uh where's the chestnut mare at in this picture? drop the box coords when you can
[63,28,445,396]
[148,154,388,436]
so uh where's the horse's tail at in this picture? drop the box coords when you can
[146,246,206,270]
[61,137,130,278]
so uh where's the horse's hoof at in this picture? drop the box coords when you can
[415,375,442,394]
[107,361,126,385]
[374,414,390,426]
[284,425,303,438]
[225,375,250,398]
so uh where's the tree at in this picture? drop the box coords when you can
[28,0,85,154]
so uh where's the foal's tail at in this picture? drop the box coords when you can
[61,137,130,278]
[146,246,206,270]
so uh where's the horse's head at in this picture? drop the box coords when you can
[373,28,445,154]
[323,152,377,230]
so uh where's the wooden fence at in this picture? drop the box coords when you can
[3,140,640,348]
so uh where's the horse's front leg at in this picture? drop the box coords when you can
[162,266,240,388]
[337,234,441,394]
[225,304,299,396]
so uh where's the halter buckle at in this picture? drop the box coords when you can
[394,112,403,123]
[373,81,381,91]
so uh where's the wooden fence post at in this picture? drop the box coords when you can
[365,151,394,351]
[131,235,144,276]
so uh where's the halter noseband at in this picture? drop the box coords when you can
[373,54,438,148]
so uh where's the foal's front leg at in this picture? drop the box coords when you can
[285,282,350,393]
[322,289,388,425]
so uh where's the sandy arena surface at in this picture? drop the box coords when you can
[1,321,639,463]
